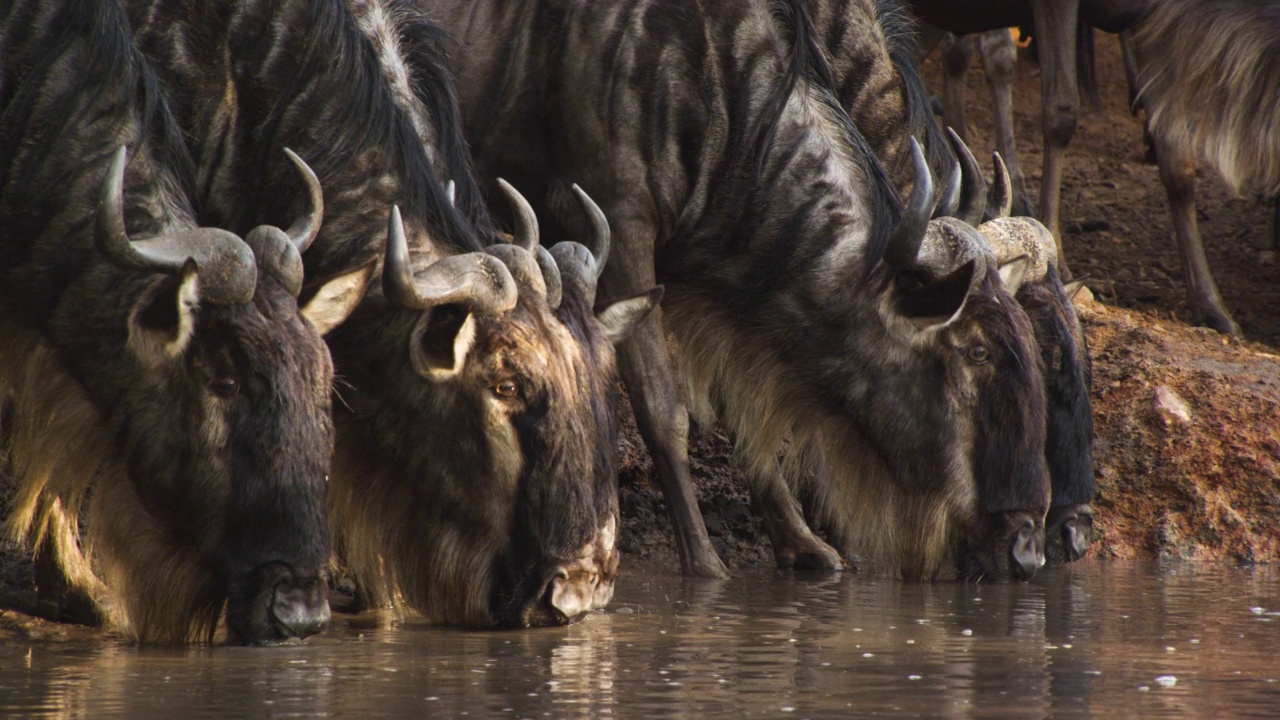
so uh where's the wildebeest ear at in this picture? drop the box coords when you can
[895,259,977,331]
[997,254,1031,295]
[597,287,663,345]
[301,261,375,335]
[409,305,477,381]
[129,258,200,364]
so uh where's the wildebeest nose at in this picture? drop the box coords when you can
[1010,518,1046,581]
[271,577,331,639]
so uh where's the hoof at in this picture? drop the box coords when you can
[774,539,845,572]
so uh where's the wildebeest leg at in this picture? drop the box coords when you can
[608,222,728,579]
[915,23,947,60]
[1119,31,1141,114]
[1118,31,1156,162]
[979,29,1034,217]
[1032,0,1080,276]
[1154,133,1242,336]
[747,459,843,571]
[939,33,973,143]
[1271,199,1280,256]
[33,536,102,626]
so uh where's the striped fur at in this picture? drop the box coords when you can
[128,0,650,626]
[428,0,1049,580]
[1136,0,1280,198]
[789,0,1099,562]
[1,0,358,643]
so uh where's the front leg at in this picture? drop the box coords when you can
[605,218,728,579]
[747,457,844,571]
[1032,0,1080,276]
[979,28,1034,217]
[939,33,974,143]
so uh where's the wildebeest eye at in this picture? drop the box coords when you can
[494,380,519,398]
[211,376,241,397]
[967,344,990,365]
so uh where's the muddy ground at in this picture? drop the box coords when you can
[2,31,1278,633]
[617,33,1280,571]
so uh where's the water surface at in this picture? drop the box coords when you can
[2,561,1278,718]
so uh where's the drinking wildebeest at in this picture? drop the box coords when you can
[126,0,660,626]
[0,0,374,643]
[782,0,1098,561]
[423,0,1050,581]
[1133,0,1280,337]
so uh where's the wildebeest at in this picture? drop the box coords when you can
[0,0,374,643]
[424,0,1050,580]
[126,0,660,625]
[905,0,1149,275]
[1133,0,1280,337]
[783,0,1099,561]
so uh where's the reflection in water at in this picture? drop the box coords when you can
[2,561,1278,718]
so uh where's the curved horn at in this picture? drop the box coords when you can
[571,183,611,278]
[96,145,257,304]
[96,146,188,274]
[933,154,961,219]
[987,152,1013,220]
[383,205,517,314]
[883,137,934,268]
[282,148,323,254]
[946,127,987,225]
[535,246,563,310]
[497,178,539,251]
[550,242,601,307]
[444,179,456,206]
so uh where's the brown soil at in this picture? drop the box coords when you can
[1,31,1278,633]
[616,34,1280,570]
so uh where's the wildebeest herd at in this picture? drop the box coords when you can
[0,0,1268,644]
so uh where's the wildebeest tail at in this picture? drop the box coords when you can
[1135,0,1280,197]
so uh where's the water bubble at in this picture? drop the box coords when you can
[961,629,973,637]
[1155,675,1178,687]
[908,675,923,681]
[1138,686,1150,692]
[862,652,875,658]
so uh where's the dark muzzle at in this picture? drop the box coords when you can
[961,510,1046,582]
[226,561,330,644]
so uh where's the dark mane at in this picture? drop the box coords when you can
[873,0,954,180]
[395,5,498,243]
[239,0,484,253]
[0,0,195,264]
[765,0,903,276]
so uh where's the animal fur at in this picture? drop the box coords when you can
[1136,0,1280,198]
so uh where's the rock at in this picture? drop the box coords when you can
[1154,385,1192,425]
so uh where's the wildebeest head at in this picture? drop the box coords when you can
[803,139,1048,582]
[328,184,658,628]
[88,147,373,643]
[974,210,1095,566]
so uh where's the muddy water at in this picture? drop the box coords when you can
[2,561,1278,718]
